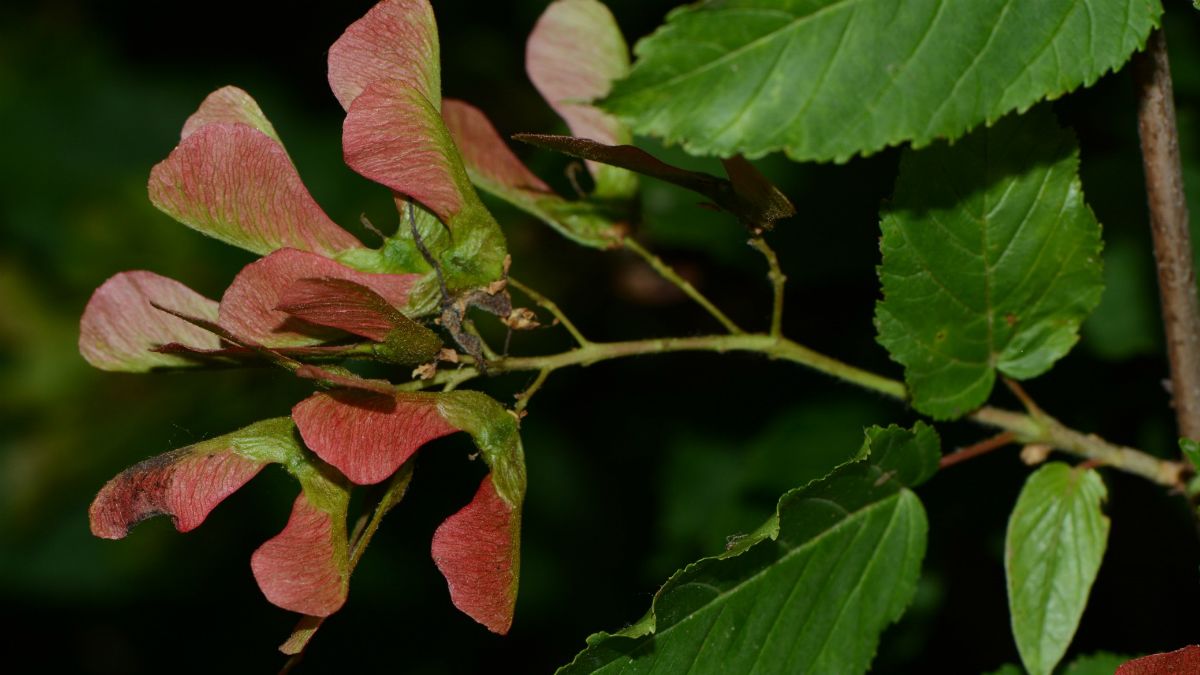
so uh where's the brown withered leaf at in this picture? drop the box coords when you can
[513,133,794,231]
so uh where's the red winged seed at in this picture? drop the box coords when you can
[251,492,348,617]
[291,389,458,485]
[431,475,520,634]
[89,447,265,539]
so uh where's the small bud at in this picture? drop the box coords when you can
[1020,444,1052,465]
[412,362,438,380]
[503,307,540,330]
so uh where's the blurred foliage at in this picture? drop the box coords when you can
[2,1,1200,673]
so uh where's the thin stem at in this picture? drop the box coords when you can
[939,431,1017,469]
[748,236,786,337]
[622,237,744,335]
[1002,377,1043,416]
[515,368,552,413]
[386,333,1182,487]
[508,277,590,347]
[1133,28,1200,439]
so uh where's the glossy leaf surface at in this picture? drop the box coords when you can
[602,0,1160,161]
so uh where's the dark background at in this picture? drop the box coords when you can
[3,1,1200,672]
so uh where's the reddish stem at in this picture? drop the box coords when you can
[939,431,1018,470]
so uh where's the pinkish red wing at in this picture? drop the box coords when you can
[291,389,458,485]
[149,123,361,257]
[251,491,349,617]
[327,0,441,111]
[343,80,465,222]
[80,270,223,372]
[90,446,265,539]
[431,474,520,634]
[442,99,552,199]
[276,277,403,342]
[526,0,629,152]
[218,248,417,347]
[180,85,280,142]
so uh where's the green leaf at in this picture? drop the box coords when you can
[1180,438,1200,472]
[1062,652,1136,675]
[558,424,939,675]
[602,0,1161,162]
[1006,463,1110,675]
[875,107,1104,420]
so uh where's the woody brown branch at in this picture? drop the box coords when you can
[1133,28,1200,440]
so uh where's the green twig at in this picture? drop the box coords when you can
[387,334,1182,487]
[748,236,786,337]
[515,368,552,414]
[622,237,744,335]
[508,277,590,347]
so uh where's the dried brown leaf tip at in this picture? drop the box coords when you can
[513,134,794,231]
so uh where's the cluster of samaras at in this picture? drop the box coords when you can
[79,0,637,638]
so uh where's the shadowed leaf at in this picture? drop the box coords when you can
[515,133,793,230]
[277,277,442,364]
[875,108,1104,419]
[291,389,458,485]
[442,99,552,201]
[293,364,397,396]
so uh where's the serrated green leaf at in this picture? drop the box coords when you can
[875,108,1104,420]
[862,421,940,487]
[558,424,939,675]
[1006,463,1110,675]
[603,0,1160,162]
